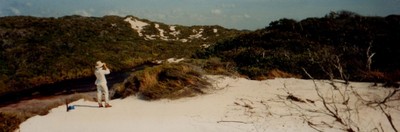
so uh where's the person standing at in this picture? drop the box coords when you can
[94,61,112,108]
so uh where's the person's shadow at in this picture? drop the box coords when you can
[74,104,99,108]
[66,104,99,112]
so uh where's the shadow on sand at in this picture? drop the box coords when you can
[73,104,99,108]
[67,104,100,112]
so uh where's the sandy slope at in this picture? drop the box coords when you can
[19,75,400,132]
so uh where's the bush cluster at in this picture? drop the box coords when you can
[0,112,22,132]
[113,63,210,100]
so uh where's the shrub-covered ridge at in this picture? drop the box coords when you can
[195,11,400,83]
[0,15,242,95]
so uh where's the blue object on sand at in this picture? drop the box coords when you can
[67,105,75,111]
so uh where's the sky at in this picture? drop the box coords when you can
[0,0,399,30]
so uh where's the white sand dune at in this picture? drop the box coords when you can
[19,75,400,132]
[124,17,148,37]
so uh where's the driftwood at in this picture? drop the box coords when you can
[217,120,253,124]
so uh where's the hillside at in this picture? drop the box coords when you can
[0,15,243,95]
[1,11,400,98]
[195,11,400,83]
[2,11,400,132]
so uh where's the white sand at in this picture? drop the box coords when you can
[124,17,148,37]
[189,28,204,39]
[19,76,400,132]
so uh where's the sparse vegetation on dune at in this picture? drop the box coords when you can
[113,63,210,100]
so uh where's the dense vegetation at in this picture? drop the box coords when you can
[1,11,400,132]
[0,15,241,96]
[195,11,400,83]
[1,11,399,99]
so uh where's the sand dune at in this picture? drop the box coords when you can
[19,75,400,132]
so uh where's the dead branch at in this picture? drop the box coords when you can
[362,89,400,107]
[234,98,255,109]
[303,68,355,131]
[307,121,324,132]
[217,120,253,124]
[366,41,375,71]
[287,94,306,103]
[281,83,310,103]
[351,81,400,132]
[303,68,340,119]
[379,104,398,132]
[379,89,399,105]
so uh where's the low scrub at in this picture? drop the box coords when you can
[186,58,238,76]
[0,112,22,132]
[253,69,302,80]
[0,93,86,132]
[113,63,210,100]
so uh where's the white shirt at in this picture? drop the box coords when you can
[94,67,110,85]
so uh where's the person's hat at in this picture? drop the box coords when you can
[96,61,104,68]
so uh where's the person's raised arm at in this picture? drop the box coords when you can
[103,63,110,74]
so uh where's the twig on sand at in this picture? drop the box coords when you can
[379,105,398,132]
[217,120,253,124]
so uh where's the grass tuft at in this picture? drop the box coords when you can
[113,63,210,100]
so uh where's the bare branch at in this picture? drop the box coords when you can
[217,120,253,124]
[366,41,375,71]
[302,68,356,131]
[379,105,398,132]
[379,89,399,105]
